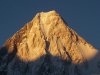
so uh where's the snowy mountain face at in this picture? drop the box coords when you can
[0,11,100,75]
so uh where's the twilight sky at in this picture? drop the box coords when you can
[0,0,100,49]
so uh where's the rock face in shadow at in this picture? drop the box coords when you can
[0,10,100,75]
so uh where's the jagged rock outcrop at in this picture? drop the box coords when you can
[0,11,100,75]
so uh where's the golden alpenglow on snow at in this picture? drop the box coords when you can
[0,10,100,75]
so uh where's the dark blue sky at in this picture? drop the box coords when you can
[0,0,100,49]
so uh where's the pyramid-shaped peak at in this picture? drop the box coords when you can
[3,10,97,63]
[0,10,99,75]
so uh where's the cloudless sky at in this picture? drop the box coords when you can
[0,0,100,49]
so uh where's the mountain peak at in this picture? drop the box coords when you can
[0,11,99,75]
[4,10,97,63]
